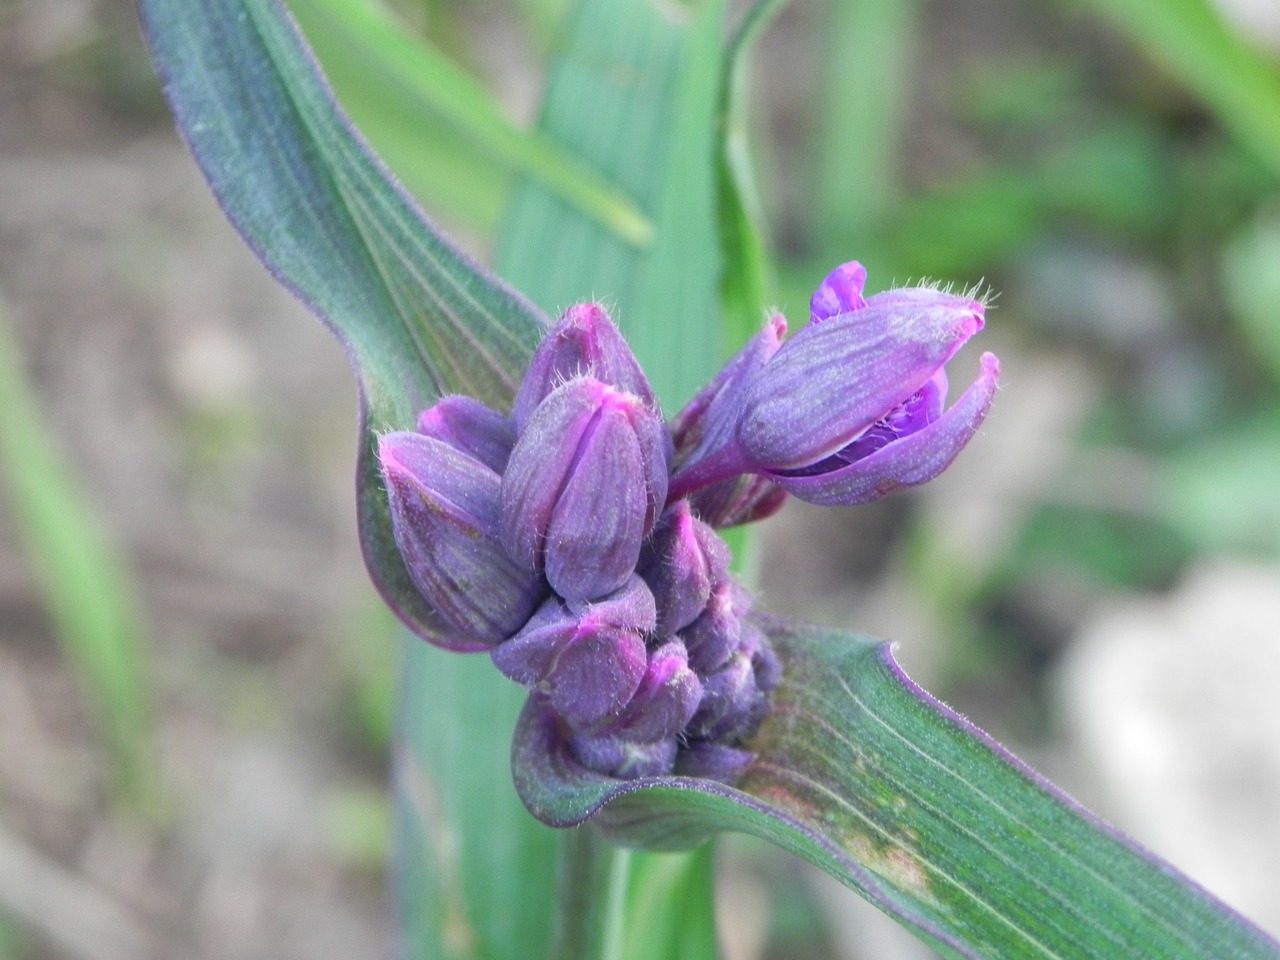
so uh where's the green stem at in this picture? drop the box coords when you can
[549,827,633,960]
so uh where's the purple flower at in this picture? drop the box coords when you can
[501,376,670,603]
[668,314,787,507]
[379,432,546,647]
[416,395,516,474]
[568,639,703,777]
[491,576,655,732]
[637,501,729,636]
[513,302,658,431]
[378,260,998,787]
[672,262,999,507]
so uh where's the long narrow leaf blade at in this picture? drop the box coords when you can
[138,0,550,645]
[394,643,559,960]
[498,0,727,410]
[513,619,1280,959]
[0,298,152,805]
[139,2,566,956]
[1080,0,1280,183]
[286,0,653,244]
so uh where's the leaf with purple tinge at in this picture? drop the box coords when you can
[514,617,1280,960]
[138,0,548,648]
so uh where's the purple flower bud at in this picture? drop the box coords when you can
[565,640,704,777]
[686,651,768,743]
[416,395,516,474]
[491,582,652,733]
[513,302,657,431]
[747,622,782,693]
[608,640,704,743]
[675,742,755,782]
[568,732,678,780]
[501,376,670,603]
[809,260,867,321]
[379,432,546,647]
[669,314,787,503]
[732,265,1001,506]
[681,579,752,675]
[638,501,730,636]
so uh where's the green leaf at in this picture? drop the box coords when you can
[513,619,1280,959]
[718,0,786,347]
[287,0,512,232]
[0,297,153,806]
[395,642,559,960]
[498,0,728,411]
[1078,0,1280,183]
[141,2,562,954]
[620,844,719,960]
[138,0,550,645]
[286,0,653,244]
[812,0,920,252]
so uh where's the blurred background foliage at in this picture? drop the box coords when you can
[1,0,1279,957]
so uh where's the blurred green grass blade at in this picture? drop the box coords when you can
[813,0,920,254]
[139,0,552,644]
[1222,210,1280,382]
[1079,0,1280,182]
[544,830,626,960]
[0,298,152,805]
[395,641,559,960]
[621,845,719,960]
[288,0,509,231]
[498,0,728,410]
[1161,410,1280,558]
[719,0,786,347]
[287,0,653,244]
[517,622,1280,959]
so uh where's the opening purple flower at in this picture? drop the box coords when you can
[671,261,1000,507]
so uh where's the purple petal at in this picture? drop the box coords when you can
[774,352,1000,506]
[682,580,751,675]
[493,576,656,685]
[513,302,656,430]
[379,432,546,646]
[491,596,578,684]
[609,641,704,743]
[568,731,679,779]
[640,501,729,635]
[416,395,516,474]
[668,314,787,501]
[502,377,669,602]
[686,473,789,529]
[810,260,868,322]
[501,378,602,570]
[736,295,985,472]
[545,620,648,732]
[674,743,755,782]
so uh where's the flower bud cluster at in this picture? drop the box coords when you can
[380,302,776,781]
[379,263,1000,783]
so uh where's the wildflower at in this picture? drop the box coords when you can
[501,375,669,603]
[491,576,654,732]
[379,432,545,646]
[672,262,1000,506]
[512,302,658,430]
